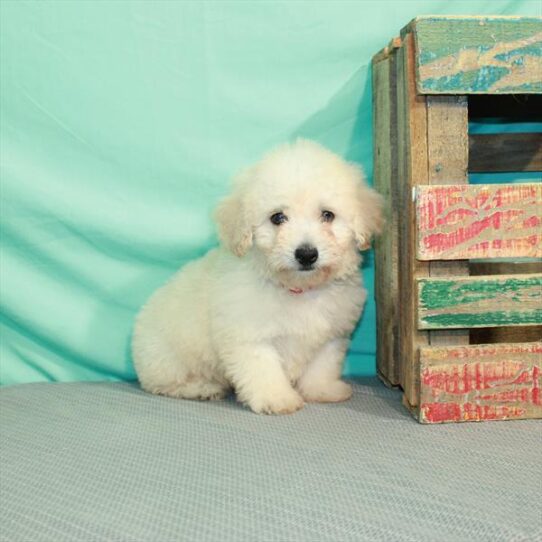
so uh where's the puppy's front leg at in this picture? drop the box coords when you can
[222,344,304,415]
[297,338,353,403]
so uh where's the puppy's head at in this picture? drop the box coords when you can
[215,140,383,288]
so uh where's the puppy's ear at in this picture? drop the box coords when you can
[351,169,384,251]
[214,171,253,257]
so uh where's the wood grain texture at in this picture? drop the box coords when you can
[469,262,542,276]
[372,38,401,64]
[426,96,469,184]
[372,52,400,386]
[426,96,470,348]
[417,274,542,329]
[372,54,397,384]
[469,262,542,345]
[416,183,542,260]
[469,133,542,173]
[410,16,542,94]
[396,32,430,406]
[419,342,542,423]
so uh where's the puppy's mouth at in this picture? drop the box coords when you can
[273,264,334,291]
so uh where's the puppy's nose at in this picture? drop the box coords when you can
[295,244,318,267]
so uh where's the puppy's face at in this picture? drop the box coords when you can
[252,187,363,288]
[216,140,383,288]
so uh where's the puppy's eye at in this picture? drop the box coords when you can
[270,212,288,226]
[321,210,335,222]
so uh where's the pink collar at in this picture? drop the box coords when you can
[288,287,305,295]
[278,281,313,296]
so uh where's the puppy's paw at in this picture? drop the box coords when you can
[246,388,304,415]
[300,380,353,403]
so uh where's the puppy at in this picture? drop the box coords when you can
[132,139,383,414]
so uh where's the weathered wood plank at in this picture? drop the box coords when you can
[410,16,542,94]
[373,47,391,65]
[427,96,469,183]
[416,183,542,260]
[417,274,542,329]
[396,32,430,407]
[469,261,542,344]
[373,50,401,386]
[372,38,401,65]
[419,342,542,423]
[426,95,470,348]
[387,43,401,385]
[469,261,542,276]
[469,133,542,172]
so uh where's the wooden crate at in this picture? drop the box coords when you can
[372,16,542,423]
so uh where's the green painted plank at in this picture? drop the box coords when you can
[417,274,542,329]
[410,16,542,94]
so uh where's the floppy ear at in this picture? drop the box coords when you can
[214,171,253,257]
[352,183,385,251]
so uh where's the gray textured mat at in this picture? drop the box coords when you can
[0,379,540,542]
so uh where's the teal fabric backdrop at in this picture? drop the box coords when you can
[1,1,540,385]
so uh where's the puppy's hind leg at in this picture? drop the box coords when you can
[134,343,230,401]
[144,374,230,401]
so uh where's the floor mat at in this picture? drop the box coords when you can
[1,379,540,541]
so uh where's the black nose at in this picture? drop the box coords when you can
[295,245,318,267]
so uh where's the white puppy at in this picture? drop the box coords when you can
[132,140,383,414]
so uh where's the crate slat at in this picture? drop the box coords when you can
[469,133,542,173]
[469,262,542,344]
[417,274,542,329]
[395,32,430,406]
[426,96,470,348]
[419,342,542,423]
[416,183,542,260]
[410,16,542,94]
[373,49,401,386]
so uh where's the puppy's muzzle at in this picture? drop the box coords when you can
[295,244,318,270]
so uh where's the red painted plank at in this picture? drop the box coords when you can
[419,342,542,423]
[416,183,542,260]
[422,401,527,423]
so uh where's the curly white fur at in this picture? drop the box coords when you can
[132,140,383,414]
